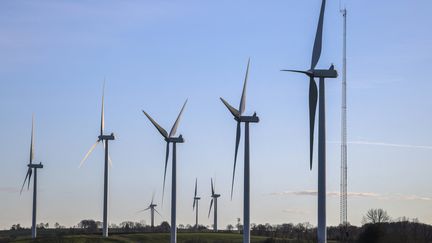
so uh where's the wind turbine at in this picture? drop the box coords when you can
[79,82,115,237]
[281,1,338,242]
[20,115,43,239]
[142,99,187,243]
[208,178,220,232]
[192,178,201,229]
[138,192,162,228]
[220,58,259,243]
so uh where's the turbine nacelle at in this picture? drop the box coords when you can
[165,135,185,143]
[28,163,43,169]
[194,197,201,200]
[98,133,115,141]
[234,114,260,123]
[211,194,221,198]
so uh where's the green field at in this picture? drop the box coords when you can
[3,233,340,243]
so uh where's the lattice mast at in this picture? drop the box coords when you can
[340,7,348,226]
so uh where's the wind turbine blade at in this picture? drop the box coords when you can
[102,141,113,167]
[20,169,31,194]
[27,169,32,190]
[79,141,99,168]
[208,199,214,218]
[231,121,241,199]
[162,142,169,204]
[239,58,250,115]
[169,99,188,138]
[211,178,215,196]
[142,111,168,139]
[194,178,197,198]
[100,80,105,137]
[309,77,318,170]
[137,207,151,213]
[193,199,196,210]
[30,115,34,164]
[151,191,155,205]
[280,70,311,76]
[220,98,240,118]
[154,208,162,217]
[311,0,326,69]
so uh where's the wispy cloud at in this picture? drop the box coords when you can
[328,140,432,150]
[270,190,379,198]
[270,190,432,202]
[0,187,20,193]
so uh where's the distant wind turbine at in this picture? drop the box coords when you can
[20,115,43,239]
[208,178,220,232]
[192,178,201,229]
[220,58,259,243]
[281,0,338,242]
[142,99,187,243]
[138,192,161,228]
[79,81,115,238]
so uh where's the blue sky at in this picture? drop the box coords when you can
[1,0,432,229]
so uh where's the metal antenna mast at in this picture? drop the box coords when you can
[339,6,348,227]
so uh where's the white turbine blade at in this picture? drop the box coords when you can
[194,178,198,198]
[239,58,250,115]
[311,0,326,69]
[211,178,215,196]
[169,99,188,138]
[79,141,99,168]
[100,80,105,136]
[142,110,169,139]
[30,115,34,164]
[208,199,214,218]
[154,208,162,217]
[220,98,240,118]
[102,141,113,167]
[137,207,151,213]
[20,169,31,194]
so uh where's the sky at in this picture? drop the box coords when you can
[1,0,432,230]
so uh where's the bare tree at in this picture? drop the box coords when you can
[362,208,390,224]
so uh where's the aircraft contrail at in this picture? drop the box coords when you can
[328,140,432,150]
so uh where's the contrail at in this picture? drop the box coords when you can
[328,140,432,150]
[270,190,432,201]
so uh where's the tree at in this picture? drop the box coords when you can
[357,224,384,243]
[10,224,22,230]
[159,221,170,232]
[78,219,98,232]
[227,224,234,232]
[362,208,390,224]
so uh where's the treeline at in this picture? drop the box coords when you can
[2,209,432,243]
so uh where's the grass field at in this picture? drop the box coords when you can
[3,232,340,243]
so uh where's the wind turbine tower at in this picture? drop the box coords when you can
[79,82,115,237]
[138,192,161,228]
[282,0,338,242]
[208,178,220,232]
[193,178,201,229]
[142,100,187,243]
[221,58,259,243]
[20,115,44,239]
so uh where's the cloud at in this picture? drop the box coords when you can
[0,187,20,193]
[270,190,432,202]
[270,190,379,198]
[328,140,432,150]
